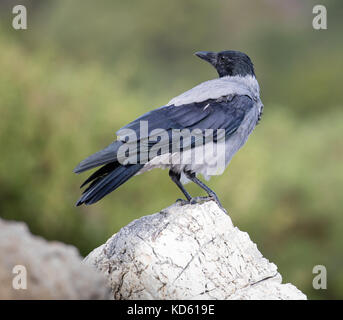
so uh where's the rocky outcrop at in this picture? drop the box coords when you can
[84,201,307,300]
[0,218,110,299]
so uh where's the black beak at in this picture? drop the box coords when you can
[194,51,217,65]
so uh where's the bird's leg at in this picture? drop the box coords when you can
[169,170,192,204]
[184,171,227,213]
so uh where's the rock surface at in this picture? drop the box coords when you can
[84,201,307,300]
[0,218,110,299]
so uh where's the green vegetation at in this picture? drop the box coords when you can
[0,0,342,299]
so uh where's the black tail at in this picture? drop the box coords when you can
[73,141,123,174]
[76,163,143,206]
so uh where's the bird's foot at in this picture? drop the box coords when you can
[190,196,228,214]
[209,194,228,214]
[175,198,190,206]
[190,196,213,204]
[218,204,228,214]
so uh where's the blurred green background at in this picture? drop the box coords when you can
[0,0,342,299]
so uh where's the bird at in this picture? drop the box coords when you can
[74,50,263,212]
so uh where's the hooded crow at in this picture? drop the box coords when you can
[74,50,263,211]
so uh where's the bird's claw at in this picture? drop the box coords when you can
[190,196,213,204]
[190,196,228,214]
[175,198,190,206]
[219,205,228,214]
[176,197,228,214]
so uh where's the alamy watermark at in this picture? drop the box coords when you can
[12,265,27,290]
[313,5,327,30]
[312,265,327,289]
[116,121,227,176]
[10,4,327,31]
[12,5,27,30]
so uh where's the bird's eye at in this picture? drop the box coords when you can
[219,56,225,63]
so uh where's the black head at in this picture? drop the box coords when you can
[195,50,255,78]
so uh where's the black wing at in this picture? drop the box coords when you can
[115,94,254,161]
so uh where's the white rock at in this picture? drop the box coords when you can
[84,201,307,300]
